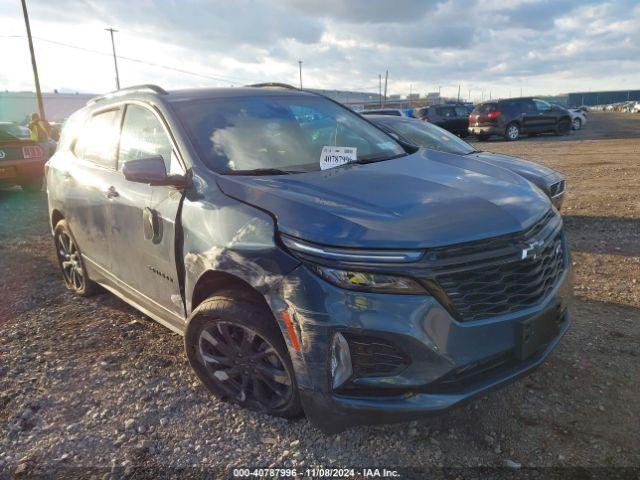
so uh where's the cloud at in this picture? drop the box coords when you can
[0,0,638,99]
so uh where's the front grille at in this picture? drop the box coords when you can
[549,180,565,197]
[343,333,409,377]
[425,210,566,322]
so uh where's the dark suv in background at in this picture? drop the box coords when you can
[418,104,470,137]
[469,98,572,141]
[47,84,571,433]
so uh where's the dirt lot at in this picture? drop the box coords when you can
[0,112,638,478]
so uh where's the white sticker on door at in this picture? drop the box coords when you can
[320,146,357,170]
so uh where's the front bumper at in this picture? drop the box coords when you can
[277,260,573,433]
[0,158,45,187]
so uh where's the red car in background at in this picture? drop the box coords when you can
[0,122,45,192]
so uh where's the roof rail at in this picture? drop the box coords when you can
[245,82,299,90]
[87,84,168,106]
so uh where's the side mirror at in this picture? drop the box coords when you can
[122,155,189,188]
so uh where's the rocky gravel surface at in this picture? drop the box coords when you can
[1,112,639,478]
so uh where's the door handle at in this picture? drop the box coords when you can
[105,186,119,199]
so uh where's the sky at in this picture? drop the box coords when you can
[2,0,639,101]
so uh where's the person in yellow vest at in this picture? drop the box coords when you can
[28,113,50,142]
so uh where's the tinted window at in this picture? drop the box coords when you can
[533,99,552,112]
[453,106,469,117]
[173,95,405,173]
[119,104,177,173]
[379,119,475,155]
[75,109,120,168]
[435,107,455,117]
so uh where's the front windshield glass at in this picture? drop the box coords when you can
[173,94,405,173]
[383,119,476,155]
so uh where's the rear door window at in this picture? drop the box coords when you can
[435,106,455,118]
[453,106,469,117]
[74,109,120,169]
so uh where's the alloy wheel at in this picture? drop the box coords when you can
[198,322,293,410]
[572,118,581,130]
[56,230,85,291]
[507,124,520,140]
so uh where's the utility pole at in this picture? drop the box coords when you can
[105,27,121,90]
[298,60,303,89]
[457,84,461,102]
[21,0,45,121]
[468,89,471,101]
[438,85,441,99]
[520,87,523,97]
[383,70,388,106]
[379,74,382,107]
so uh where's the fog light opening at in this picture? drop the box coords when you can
[331,332,353,389]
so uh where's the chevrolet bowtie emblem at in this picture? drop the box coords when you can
[521,240,544,260]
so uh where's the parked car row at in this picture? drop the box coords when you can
[589,101,640,113]
[363,97,582,142]
[45,83,571,433]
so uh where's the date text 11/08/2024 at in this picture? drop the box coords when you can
[233,468,401,478]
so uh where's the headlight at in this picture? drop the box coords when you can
[280,234,423,263]
[311,265,426,294]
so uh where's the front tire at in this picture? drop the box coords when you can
[54,220,98,296]
[572,117,582,130]
[555,119,571,136]
[185,292,303,419]
[504,122,520,141]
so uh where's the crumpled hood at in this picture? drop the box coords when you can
[471,151,562,187]
[217,149,551,249]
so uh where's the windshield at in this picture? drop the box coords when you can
[173,94,405,173]
[0,123,31,141]
[380,119,475,155]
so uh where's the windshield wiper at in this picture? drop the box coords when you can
[349,152,408,165]
[225,168,294,176]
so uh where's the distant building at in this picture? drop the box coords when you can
[537,95,569,106]
[0,91,95,123]
[567,90,640,106]
[407,93,421,100]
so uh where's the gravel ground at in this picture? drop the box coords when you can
[0,112,638,478]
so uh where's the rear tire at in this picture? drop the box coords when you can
[504,122,520,141]
[54,220,98,297]
[185,292,303,419]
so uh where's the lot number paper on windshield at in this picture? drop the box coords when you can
[320,146,357,170]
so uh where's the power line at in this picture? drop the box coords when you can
[1,34,262,85]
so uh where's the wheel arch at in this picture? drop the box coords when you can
[51,209,64,230]
[190,269,271,315]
